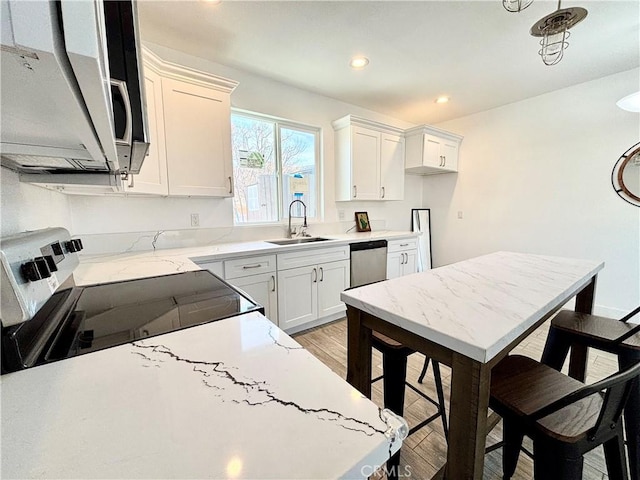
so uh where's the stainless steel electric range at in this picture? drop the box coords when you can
[0,228,263,374]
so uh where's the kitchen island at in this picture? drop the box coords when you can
[341,251,604,479]
[1,311,406,479]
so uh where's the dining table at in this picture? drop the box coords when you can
[341,251,604,479]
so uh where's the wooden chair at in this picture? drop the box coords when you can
[371,331,448,438]
[370,332,449,480]
[490,354,640,480]
[541,307,640,479]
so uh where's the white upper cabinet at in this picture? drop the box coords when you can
[405,125,463,175]
[127,48,238,197]
[126,66,168,195]
[333,115,405,201]
[162,78,233,197]
[379,132,405,200]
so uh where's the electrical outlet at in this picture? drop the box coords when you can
[457,211,463,219]
[190,213,200,227]
[338,209,345,221]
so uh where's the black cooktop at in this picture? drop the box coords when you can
[2,270,263,373]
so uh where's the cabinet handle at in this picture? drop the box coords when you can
[439,155,443,167]
[142,329,150,337]
[400,243,409,247]
[443,156,446,167]
[242,264,262,269]
[228,176,233,194]
[319,267,324,282]
[271,275,276,292]
[312,267,317,283]
[381,186,385,198]
[353,185,357,198]
[127,173,135,189]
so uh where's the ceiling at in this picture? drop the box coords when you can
[138,1,640,125]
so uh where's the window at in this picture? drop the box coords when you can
[231,112,319,224]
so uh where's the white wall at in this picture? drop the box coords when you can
[1,168,73,237]
[69,42,424,237]
[424,68,640,316]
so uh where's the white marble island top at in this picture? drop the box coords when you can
[1,312,405,479]
[341,251,604,363]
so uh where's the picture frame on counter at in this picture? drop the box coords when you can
[355,212,371,232]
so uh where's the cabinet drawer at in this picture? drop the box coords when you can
[277,246,350,271]
[224,255,276,279]
[387,238,418,253]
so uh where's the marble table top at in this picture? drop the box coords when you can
[1,312,406,479]
[341,251,604,363]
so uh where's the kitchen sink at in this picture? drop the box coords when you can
[267,237,331,246]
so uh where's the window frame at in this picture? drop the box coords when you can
[231,109,322,225]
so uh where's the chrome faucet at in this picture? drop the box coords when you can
[288,199,308,238]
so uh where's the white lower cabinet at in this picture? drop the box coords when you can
[231,273,278,324]
[196,256,279,324]
[277,246,350,331]
[277,259,350,331]
[387,238,418,279]
[277,265,318,330]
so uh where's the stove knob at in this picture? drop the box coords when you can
[65,239,84,253]
[44,255,58,272]
[20,258,52,282]
[51,242,64,256]
[21,261,41,282]
[65,240,79,253]
[34,257,52,279]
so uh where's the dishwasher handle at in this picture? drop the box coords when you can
[349,240,388,252]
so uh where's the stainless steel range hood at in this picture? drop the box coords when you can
[0,0,149,189]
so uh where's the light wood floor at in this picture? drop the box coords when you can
[293,318,620,480]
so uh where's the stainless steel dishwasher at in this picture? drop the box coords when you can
[350,240,388,287]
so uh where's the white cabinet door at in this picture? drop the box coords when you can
[351,126,381,200]
[387,249,417,278]
[127,68,169,195]
[423,134,443,169]
[232,273,278,325]
[277,266,317,330]
[317,260,350,318]
[379,133,404,200]
[440,139,459,172]
[402,250,418,276]
[386,251,403,280]
[162,77,233,197]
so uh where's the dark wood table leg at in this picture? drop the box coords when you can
[346,306,372,398]
[446,353,490,480]
[569,276,597,381]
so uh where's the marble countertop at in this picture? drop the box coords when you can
[341,251,604,363]
[1,312,406,479]
[74,230,418,286]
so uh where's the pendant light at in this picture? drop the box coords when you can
[503,0,534,13]
[530,0,588,66]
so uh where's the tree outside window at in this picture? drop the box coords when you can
[231,113,318,224]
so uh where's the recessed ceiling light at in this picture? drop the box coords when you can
[349,56,369,69]
[435,96,450,104]
[204,0,222,4]
[617,91,640,112]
